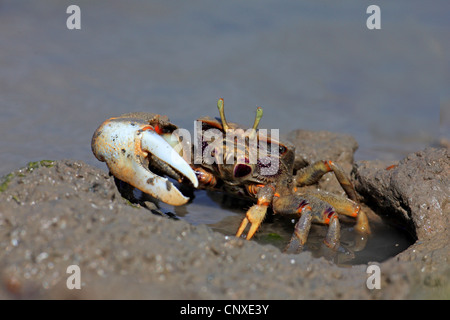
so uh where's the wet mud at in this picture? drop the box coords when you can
[0,132,448,299]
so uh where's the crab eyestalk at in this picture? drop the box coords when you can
[248,106,263,140]
[217,98,230,132]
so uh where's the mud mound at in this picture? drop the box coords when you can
[0,147,448,299]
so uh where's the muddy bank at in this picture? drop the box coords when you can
[352,147,450,298]
[0,135,448,299]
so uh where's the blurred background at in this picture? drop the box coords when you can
[0,0,448,176]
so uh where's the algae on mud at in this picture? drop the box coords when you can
[0,160,55,193]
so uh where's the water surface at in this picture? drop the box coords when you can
[1,0,448,176]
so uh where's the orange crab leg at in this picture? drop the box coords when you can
[236,185,275,240]
[295,160,357,202]
[235,203,268,240]
[307,191,370,234]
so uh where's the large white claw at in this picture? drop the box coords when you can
[92,118,198,206]
[140,130,198,189]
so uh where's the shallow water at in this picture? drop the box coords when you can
[1,1,448,263]
[159,190,414,266]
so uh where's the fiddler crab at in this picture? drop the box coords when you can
[92,99,370,253]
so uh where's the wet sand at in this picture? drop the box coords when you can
[0,141,448,299]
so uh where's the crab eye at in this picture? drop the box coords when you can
[234,163,252,178]
[279,144,287,155]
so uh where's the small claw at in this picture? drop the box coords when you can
[92,115,198,206]
[235,204,268,240]
[235,217,249,238]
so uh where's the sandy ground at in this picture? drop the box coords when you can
[0,131,448,300]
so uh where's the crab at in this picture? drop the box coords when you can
[92,99,370,253]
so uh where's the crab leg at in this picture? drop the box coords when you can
[236,185,275,240]
[295,160,357,201]
[284,207,313,253]
[273,194,341,253]
[306,191,370,234]
[294,160,370,233]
